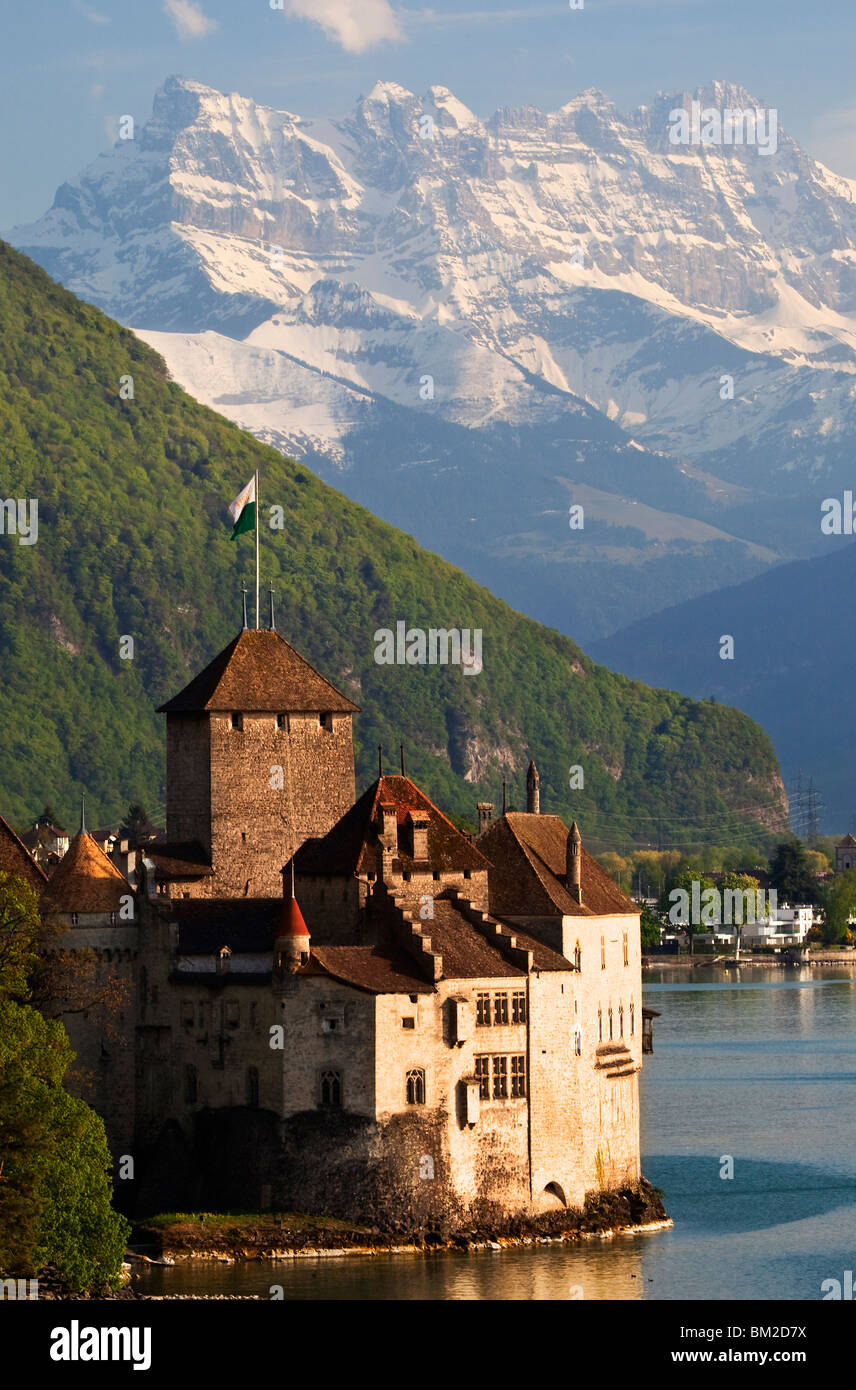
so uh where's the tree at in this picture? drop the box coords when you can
[37,805,63,829]
[118,802,153,847]
[659,870,715,954]
[817,871,856,946]
[0,872,129,1290]
[768,840,819,905]
[639,903,662,951]
[720,872,762,954]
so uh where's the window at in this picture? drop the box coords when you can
[277,713,288,730]
[320,1070,342,1106]
[574,1027,582,1056]
[619,1004,624,1037]
[475,1055,491,1099]
[574,942,581,972]
[246,1067,259,1108]
[321,1017,339,1034]
[493,993,509,1026]
[402,1017,415,1030]
[608,1005,614,1040]
[71,913,79,926]
[181,1000,194,1028]
[511,1055,526,1098]
[598,1006,603,1042]
[492,1055,508,1099]
[320,712,333,731]
[197,1001,205,1029]
[226,1001,240,1028]
[230,712,243,730]
[512,990,526,1024]
[476,992,491,1026]
[601,936,606,970]
[630,1001,635,1036]
[623,932,629,966]
[406,1068,426,1105]
[184,1065,197,1104]
[249,1002,258,1031]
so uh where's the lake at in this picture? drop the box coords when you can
[133,966,856,1300]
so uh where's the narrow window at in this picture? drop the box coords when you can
[511,1055,526,1098]
[246,1066,259,1108]
[601,935,606,970]
[71,913,79,926]
[406,1068,426,1105]
[608,1005,613,1040]
[630,1001,635,1036]
[226,1001,240,1028]
[476,991,491,1026]
[231,712,243,730]
[277,713,287,730]
[475,1055,490,1099]
[320,1070,342,1106]
[184,1065,197,1104]
[320,712,333,731]
[493,992,509,1025]
[619,1003,624,1037]
[574,1026,582,1056]
[249,1002,258,1031]
[512,990,526,1025]
[574,942,581,972]
[623,931,629,966]
[181,1000,194,1028]
[492,1055,508,1099]
[598,1006,603,1042]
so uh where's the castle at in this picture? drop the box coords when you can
[3,616,646,1228]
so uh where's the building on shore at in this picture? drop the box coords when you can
[7,616,647,1226]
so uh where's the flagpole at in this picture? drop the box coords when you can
[255,468,260,629]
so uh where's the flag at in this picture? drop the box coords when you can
[228,475,256,540]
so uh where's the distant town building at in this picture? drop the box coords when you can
[835,835,856,874]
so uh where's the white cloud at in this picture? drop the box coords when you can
[163,0,218,40]
[284,0,403,54]
[72,0,111,23]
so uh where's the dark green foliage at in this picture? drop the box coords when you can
[768,840,819,905]
[639,903,662,950]
[0,241,785,845]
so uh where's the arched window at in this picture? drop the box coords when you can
[320,1070,341,1106]
[246,1066,259,1108]
[406,1068,426,1105]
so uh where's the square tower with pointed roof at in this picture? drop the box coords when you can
[155,628,359,899]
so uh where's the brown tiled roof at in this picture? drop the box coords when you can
[157,628,359,715]
[295,775,489,876]
[42,831,130,914]
[423,900,526,978]
[147,841,214,878]
[305,945,436,995]
[837,835,856,848]
[478,813,638,918]
[21,823,66,849]
[0,814,48,892]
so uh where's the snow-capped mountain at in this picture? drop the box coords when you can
[11,74,856,639]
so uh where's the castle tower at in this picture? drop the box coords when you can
[275,864,311,974]
[154,628,360,899]
[566,820,582,903]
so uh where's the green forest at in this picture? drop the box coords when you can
[0,240,786,848]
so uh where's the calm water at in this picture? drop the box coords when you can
[134,966,856,1300]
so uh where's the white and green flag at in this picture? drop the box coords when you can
[228,475,256,540]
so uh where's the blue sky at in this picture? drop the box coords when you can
[2,0,856,227]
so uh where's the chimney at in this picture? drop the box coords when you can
[566,821,582,903]
[526,760,540,815]
[378,801,398,877]
[408,810,429,862]
[276,863,311,973]
[477,802,494,835]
